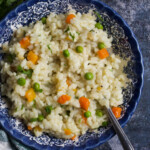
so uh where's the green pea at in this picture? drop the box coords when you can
[17,65,23,72]
[95,23,103,30]
[76,46,83,53]
[41,17,46,24]
[38,114,44,122]
[96,109,103,117]
[33,82,40,91]
[45,106,53,114]
[102,121,108,127]
[84,72,94,80]
[63,49,70,57]
[30,118,37,122]
[98,42,105,49]
[84,111,91,118]
[17,78,26,86]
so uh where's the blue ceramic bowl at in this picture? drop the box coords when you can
[0,0,144,149]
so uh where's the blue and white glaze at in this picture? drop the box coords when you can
[0,0,144,149]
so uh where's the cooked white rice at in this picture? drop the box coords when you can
[0,10,128,139]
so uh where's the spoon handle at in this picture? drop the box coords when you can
[107,108,134,150]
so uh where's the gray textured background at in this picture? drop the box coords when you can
[95,0,150,150]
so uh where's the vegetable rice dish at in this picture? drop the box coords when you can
[0,10,128,140]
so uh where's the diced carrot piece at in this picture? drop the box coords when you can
[66,14,76,24]
[71,135,76,140]
[57,95,71,104]
[64,129,72,135]
[27,51,38,64]
[25,88,36,102]
[112,107,122,118]
[79,97,90,111]
[66,77,71,86]
[27,125,32,131]
[97,48,109,59]
[20,36,30,49]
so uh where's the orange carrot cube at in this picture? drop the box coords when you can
[27,51,38,64]
[97,48,109,59]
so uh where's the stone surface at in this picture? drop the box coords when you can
[95,0,150,150]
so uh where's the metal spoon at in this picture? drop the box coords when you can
[107,108,134,150]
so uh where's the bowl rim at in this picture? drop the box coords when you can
[0,0,144,149]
